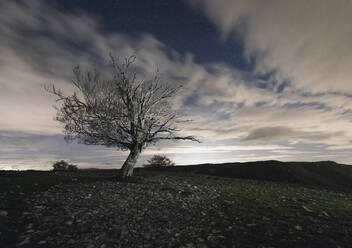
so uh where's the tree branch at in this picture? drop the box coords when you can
[150,136,201,143]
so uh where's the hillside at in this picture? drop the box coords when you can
[1,161,352,247]
[157,160,352,193]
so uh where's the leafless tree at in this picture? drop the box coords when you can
[46,55,199,180]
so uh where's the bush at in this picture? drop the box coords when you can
[67,164,78,171]
[52,160,78,171]
[143,155,175,168]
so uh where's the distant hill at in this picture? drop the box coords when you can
[2,160,351,193]
[155,160,352,192]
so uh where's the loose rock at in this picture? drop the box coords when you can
[14,176,231,247]
[0,210,8,217]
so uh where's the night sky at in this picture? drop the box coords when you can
[1,0,352,170]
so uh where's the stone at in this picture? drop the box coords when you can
[26,223,34,229]
[246,223,256,227]
[16,237,31,247]
[67,239,75,244]
[0,210,8,216]
[321,211,330,217]
[186,243,196,248]
[294,225,303,231]
[302,206,313,213]
[65,220,73,226]
[144,233,152,239]
[207,235,219,246]
[10,177,233,247]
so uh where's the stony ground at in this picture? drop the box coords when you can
[2,176,235,248]
[1,171,352,248]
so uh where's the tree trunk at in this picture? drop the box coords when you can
[119,145,141,180]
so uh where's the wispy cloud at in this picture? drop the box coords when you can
[242,126,303,141]
[0,0,352,169]
[188,0,352,93]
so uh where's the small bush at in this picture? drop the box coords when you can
[143,155,175,169]
[52,160,78,171]
[67,164,78,171]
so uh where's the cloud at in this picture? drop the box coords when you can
[1,0,352,169]
[144,143,293,155]
[0,0,186,134]
[242,126,303,141]
[188,0,352,94]
[0,130,130,170]
[187,0,352,150]
[0,0,275,136]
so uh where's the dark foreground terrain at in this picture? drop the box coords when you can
[1,161,352,247]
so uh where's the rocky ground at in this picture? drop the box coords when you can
[1,176,235,248]
[1,172,352,248]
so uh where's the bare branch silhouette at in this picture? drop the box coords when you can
[46,55,199,179]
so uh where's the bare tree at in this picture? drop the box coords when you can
[46,55,199,180]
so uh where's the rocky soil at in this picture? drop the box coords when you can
[4,176,235,248]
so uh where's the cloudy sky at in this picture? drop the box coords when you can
[1,0,352,170]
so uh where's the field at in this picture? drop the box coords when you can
[1,161,352,247]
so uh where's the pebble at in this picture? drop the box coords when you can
[67,239,75,244]
[186,243,196,248]
[321,211,330,217]
[26,223,33,229]
[11,177,229,247]
[16,236,31,247]
[302,205,313,213]
[0,210,8,216]
[294,225,303,231]
[65,220,73,226]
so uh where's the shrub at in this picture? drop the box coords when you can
[52,160,78,171]
[67,164,78,171]
[143,155,175,168]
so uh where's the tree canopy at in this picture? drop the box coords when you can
[46,55,199,179]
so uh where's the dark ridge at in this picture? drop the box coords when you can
[152,160,352,193]
[1,160,351,193]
